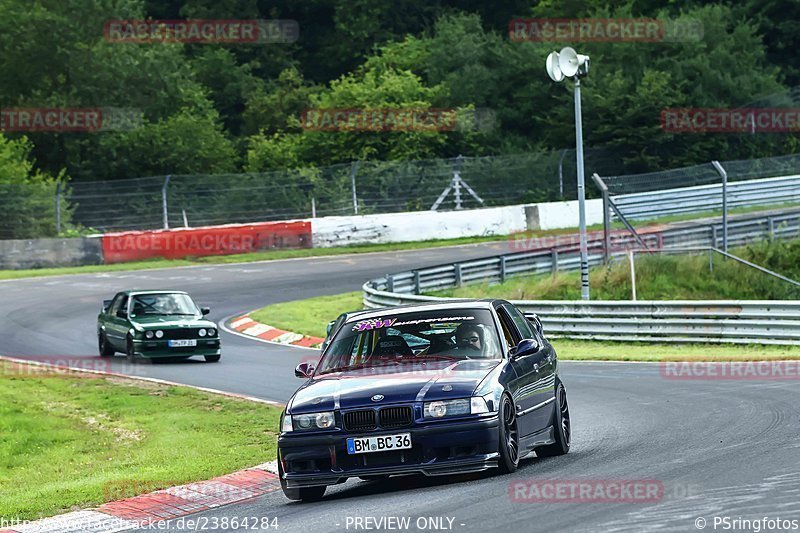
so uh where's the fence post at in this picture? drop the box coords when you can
[499,256,507,283]
[551,249,559,275]
[413,270,420,294]
[629,249,637,301]
[558,149,567,198]
[386,274,395,292]
[162,175,171,230]
[55,181,62,234]
[591,173,611,264]
[768,217,775,238]
[311,195,316,218]
[454,263,463,287]
[350,160,359,214]
[711,161,728,252]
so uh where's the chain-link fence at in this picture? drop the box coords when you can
[4,148,620,238]
[4,149,800,239]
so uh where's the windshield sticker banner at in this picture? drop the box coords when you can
[393,316,475,326]
[352,318,396,331]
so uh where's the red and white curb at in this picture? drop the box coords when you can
[228,314,325,349]
[1,462,281,533]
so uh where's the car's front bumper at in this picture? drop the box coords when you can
[131,338,221,358]
[278,415,500,489]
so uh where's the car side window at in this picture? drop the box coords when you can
[503,304,535,340]
[115,295,129,318]
[495,307,519,349]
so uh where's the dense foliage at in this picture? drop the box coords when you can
[1,0,799,236]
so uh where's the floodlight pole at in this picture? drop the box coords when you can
[574,78,590,300]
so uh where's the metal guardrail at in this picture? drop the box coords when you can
[612,174,800,221]
[362,209,800,345]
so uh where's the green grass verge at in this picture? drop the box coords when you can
[0,361,281,521]
[245,291,800,360]
[431,238,800,301]
[250,291,364,339]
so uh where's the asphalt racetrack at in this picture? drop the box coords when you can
[2,242,798,532]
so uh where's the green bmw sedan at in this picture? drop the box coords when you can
[97,290,221,363]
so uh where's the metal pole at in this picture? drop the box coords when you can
[55,181,62,234]
[711,161,728,253]
[182,209,188,228]
[162,175,170,230]
[629,249,637,301]
[350,160,359,214]
[574,78,590,300]
[454,175,462,210]
[311,195,316,218]
[558,148,567,198]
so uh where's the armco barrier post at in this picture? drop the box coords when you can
[413,271,420,294]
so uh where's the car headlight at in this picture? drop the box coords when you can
[145,331,154,339]
[155,330,164,339]
[288,411,336,431]
[281,414,293,433]
[424,397,488,419]
[198,328,207,337]
[208,328,216,337]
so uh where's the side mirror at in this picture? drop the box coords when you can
[509,338,540,360]
[295,361,315,378]
[102,299,112,313]
[326,320,336,336]
[201,307,211,315]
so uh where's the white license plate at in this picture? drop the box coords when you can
[168,339,197,348]
[347,433,411,454]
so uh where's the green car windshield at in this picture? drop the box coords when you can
[130,294,199,317]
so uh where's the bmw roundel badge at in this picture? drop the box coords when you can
[371,394,384,402]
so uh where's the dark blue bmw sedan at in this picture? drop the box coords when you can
[277,299,571,501]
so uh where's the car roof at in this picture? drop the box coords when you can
[343,299,501,324]
[120,290,190,296]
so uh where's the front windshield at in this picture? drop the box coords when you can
[130,293,198,317]
[318,308,502,375]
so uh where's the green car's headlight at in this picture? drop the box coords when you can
[145,331,154,339]
[155,330,164,339]
[285,411,336,431]
[208,328,217,337]
[423,397,489,419]
[198,328,207,337]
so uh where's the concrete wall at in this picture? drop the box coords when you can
[0,199,605,268]
[312,199,604,247]
[0,237,103,269]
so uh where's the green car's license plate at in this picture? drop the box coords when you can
[168,339,197,347]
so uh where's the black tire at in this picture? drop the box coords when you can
[125,337,137,364]
[497,394,520,473]
[278,460,326,502]
[204,354,221,363]
[537,382,571,457]
[98,333,114,357]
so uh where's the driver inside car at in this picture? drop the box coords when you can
[453,323,484,356]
